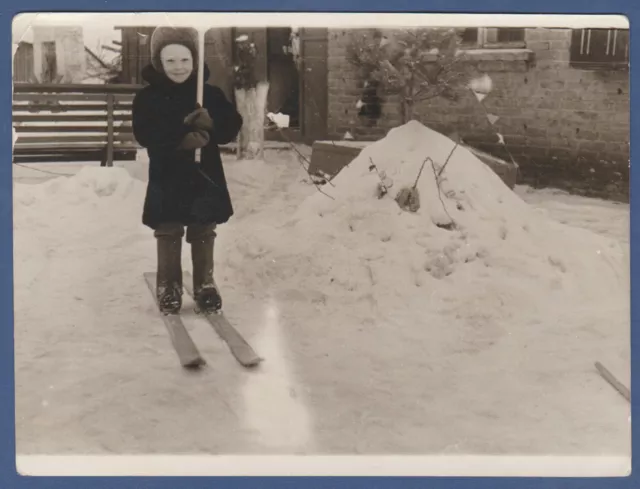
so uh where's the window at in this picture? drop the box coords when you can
[460,28,526,48]
[570,28,629,70]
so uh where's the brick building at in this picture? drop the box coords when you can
[327,27,630,200]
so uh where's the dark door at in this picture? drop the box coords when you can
[205,28,234,100]
[121,27,154,84]
[266,28,300,129]
[299,28,328,144]
[232,27,268,84]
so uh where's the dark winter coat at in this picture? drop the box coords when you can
[132,63,243,230]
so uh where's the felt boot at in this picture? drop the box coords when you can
[155,226,184,315]
[188,225,221,313]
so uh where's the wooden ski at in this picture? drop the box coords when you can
[595,361,630,403]
[143,272,206,369]
[183,272,262,368]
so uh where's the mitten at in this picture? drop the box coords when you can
[178,129,210,150]
[184,105,214,131]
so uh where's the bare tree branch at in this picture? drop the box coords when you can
[264,120,335,200]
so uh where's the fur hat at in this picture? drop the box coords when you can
[149,26,199,72]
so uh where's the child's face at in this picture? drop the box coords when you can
[160,44,194,84]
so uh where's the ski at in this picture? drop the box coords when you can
[595,361,630,403]
[143,272,206,369]
[183,272,262,368]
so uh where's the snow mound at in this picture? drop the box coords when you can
[49,166,140,199]
[72,166,138,197]
[240,122,626,323]
[298,120,530,231]
[14,165,149,292]
[14,166,144,208]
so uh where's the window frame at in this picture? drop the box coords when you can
[569,28,629,70]
[461,27,527,49]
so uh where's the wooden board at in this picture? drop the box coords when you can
[13,103,133,112]
[12,84,140,165]
[16,134,136,144]
[13,93,110,102]
[143,272,206,369]
[204,28,234,100]
[13,114,133,122]
[13,82,141,93]
[299,28,329,144]
[14,141,139,151]
[183,272,262,368]
[13,151,137,164]
[14,125,134,133]
[595,361,630,402]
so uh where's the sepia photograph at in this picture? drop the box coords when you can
[11,12,630,477]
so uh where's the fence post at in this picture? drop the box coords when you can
[106,93,114,167]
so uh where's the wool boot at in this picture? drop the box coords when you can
[191,236,221,313]
[156,236,183,314]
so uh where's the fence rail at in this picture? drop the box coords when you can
[12,83,144,166]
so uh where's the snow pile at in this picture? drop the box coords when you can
[237,122,627,327]
[14,166,143,207]
[13,166,149,294]
[267,112,291,128]
[12,146,630,456]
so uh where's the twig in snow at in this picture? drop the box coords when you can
[304,171,336,200]
[265,118,335,188]
[265,120,336,200]
[12,162,73,177]
[364,262,376,286]
[368,157,387,179]
[369,157,394,198]
[437,141,459,178]
[413,157,431,189]
[431,159,456,227]
[428,139,462,227]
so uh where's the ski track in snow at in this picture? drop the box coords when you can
[12,139,630,457]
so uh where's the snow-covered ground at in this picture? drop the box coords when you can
[13,124,630,458]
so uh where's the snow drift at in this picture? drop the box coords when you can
[11,137,629,456]
[236,121,627,328]
[13,166,149,293]
[14,166,143,206]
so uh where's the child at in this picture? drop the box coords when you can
[132,26,243,315]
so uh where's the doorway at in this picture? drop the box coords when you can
[41,41,57,83]
[266,28,301,131]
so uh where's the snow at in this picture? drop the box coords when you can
[266,112,290,129]
[13,122,629,459]
[264,121,626,311]
[515,185,630,244]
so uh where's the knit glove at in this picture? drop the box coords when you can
[184,105,214,131]
[178,129,210,150]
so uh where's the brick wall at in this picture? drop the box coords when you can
[326,28,630,200]
[327,29,403,140]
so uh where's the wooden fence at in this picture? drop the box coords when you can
[12,83,144,165]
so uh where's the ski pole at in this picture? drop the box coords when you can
[195,26,206,164]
